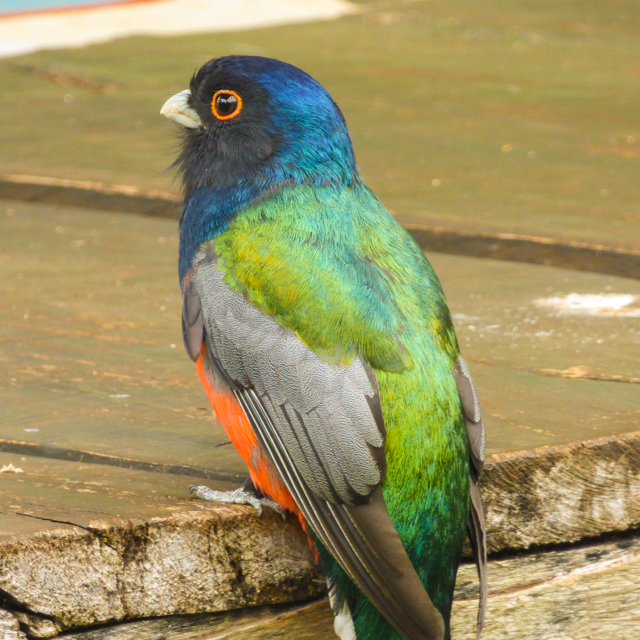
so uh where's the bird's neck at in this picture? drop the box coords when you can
[178,173,359,285]
[179,181,259,284]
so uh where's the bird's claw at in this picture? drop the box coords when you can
[189,485,287,519]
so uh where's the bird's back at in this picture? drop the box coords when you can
[210,181,470,639]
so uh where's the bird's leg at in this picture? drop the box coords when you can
[189,477,287,518]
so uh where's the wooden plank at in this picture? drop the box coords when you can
[2,200,640,635]
[0,1,638,250]
[3,175,639,279]
[0,609,27,640]
[1,201,638,467]
[0,452,239,540]
[0,174,180,219]
[0,199,245,474]
[59,534,640,640]
[0,452,323,635]
[2,200,640,552]
[482,430,640,552]
[2,427,640,631]
[58,602,332,640]
[3,423,640,565]
[451,534,640,640]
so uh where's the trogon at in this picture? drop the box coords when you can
[161,55,487,640]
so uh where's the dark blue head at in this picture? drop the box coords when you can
[163,56,361,282]
[171,56,358,194]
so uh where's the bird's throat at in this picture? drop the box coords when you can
[179,182,265,284]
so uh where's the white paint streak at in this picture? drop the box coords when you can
[0,463,24,474]
[534,293,640,317]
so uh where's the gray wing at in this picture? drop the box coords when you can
[454,355,488,639]
[184,249,445,640]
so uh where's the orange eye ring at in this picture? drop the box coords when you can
[212,90,242,121]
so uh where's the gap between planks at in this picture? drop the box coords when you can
[4,427,640,554]
[1,174,638,279]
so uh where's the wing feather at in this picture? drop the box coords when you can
[237,387,445,640]
[454,355,488,639]
[182,279,204,362]
[191,250,445,640]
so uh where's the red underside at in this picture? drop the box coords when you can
[195,351,304,524]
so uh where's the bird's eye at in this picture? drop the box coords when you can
[212,90,242,121]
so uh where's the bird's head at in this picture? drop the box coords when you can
[162,56,358,195]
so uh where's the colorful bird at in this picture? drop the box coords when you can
[161,56,487,640]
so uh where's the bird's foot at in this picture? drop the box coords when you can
[189,485,286,518]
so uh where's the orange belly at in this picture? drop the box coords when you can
[195,353,300,517]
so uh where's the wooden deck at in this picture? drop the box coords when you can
[2,200,638,468]
[0,0,638,253]
[59,534,640,640]
[1,0,639,635]
[1,198,639,638]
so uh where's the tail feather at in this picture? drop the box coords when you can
[467,474,488,639]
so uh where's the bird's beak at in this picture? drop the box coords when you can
[160,90,203,129]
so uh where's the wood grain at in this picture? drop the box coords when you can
[4,438,640,637]
[0,610,27,640]
[0,498,323,634]
[58,534,640,640]
[482,430,640,552]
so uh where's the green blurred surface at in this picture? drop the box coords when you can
[0,0,638,249]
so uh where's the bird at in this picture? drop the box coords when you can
[161,55,487,640]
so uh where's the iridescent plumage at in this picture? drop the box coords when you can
[162,55,487,640]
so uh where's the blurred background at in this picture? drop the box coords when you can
[1,0,638,247]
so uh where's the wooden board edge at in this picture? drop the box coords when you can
[481,429,640,552]
[0,506,324,635]
[1,174,638,279]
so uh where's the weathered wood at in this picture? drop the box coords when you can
[2,202,640,636]
[481,430,640,553]
[0,454,321,637]
[4,439,640,637]
[59,602,332,640]
[0,451,240,540]
[57,534,640,639]
[2,201,638,467]
[0,500,323,635]
[3,175,640,279]
[452,534,640,640]
[1,0,639,252]
[0,174,180,219]
[1,202,640,549]
[0,610,27,640]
